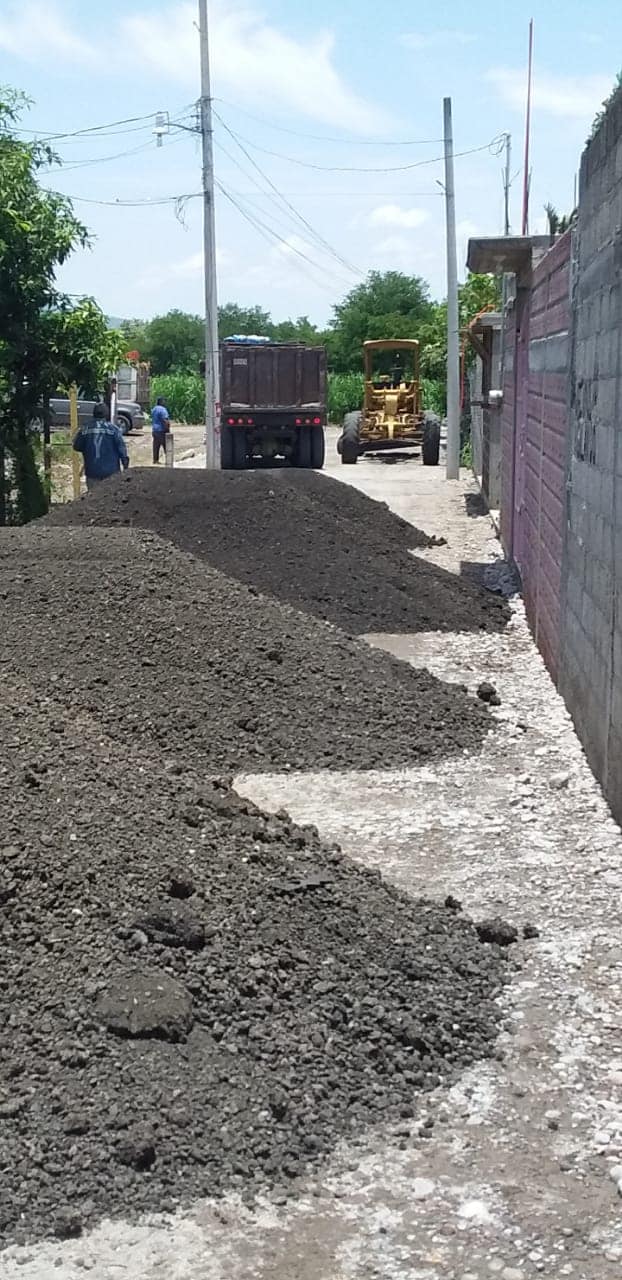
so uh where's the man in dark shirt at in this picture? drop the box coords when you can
[151,397,171,464]
[72,403,129,490]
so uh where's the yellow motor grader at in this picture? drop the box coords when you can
[337,338,441,466]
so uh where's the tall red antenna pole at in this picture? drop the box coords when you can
[521,18,534,235]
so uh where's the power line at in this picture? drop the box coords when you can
[215,180,355,294]
[48,130,190,174]
[47,190,202,208]
[12,106,195,145]
[48,185,446,205]
[214,100,444,146]
[216,152,359,278]
[215,127,507,173]
[214,122,362,277]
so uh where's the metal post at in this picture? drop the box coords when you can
[69,384,81,499]
[521,19,534,236]
[503,133,512,236]
[165,433,175,467]
[198,0,221,470]
[443,97,460,480]
[42,396,52,501]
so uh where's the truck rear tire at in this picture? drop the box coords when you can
[220,423,234,469]
[341,411,361,465]
[422,413,441,466]
[310,425,325,469]
[232,428,247,470]
[295,426,312,468]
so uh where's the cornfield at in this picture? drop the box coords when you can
[327,373,364,423]
[152,369,446,426]
[151,373,204,424]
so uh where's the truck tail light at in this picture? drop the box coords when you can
[305,417,311,425]
[246,416,254,425]
[313,416,321,425]
[295,417,302,426]
[227,417,235,425]
[237,417,244,425]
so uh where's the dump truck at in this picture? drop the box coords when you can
[337,338,441,466]
[219,338,327,470]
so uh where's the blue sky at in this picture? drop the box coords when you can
[1,0,620,325]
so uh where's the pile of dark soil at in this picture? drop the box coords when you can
[0,527,490,773]
[47,469,509,634]
[0,673,507,1245]
[275,470,442,549]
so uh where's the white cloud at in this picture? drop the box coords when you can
[121,1,391,135]
[369,204,429,231]
[457,219,479,270]
[374,235,413,256]
[273,233,313,260]
[0,0,95,63]
[401,29,474,51]
[487,67,611,119]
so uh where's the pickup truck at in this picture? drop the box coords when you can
[44,392,146,436]
[219,338,326,469]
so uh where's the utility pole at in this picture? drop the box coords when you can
[198,0,220,469]
[443,97,460,481]
[503,133,512,236]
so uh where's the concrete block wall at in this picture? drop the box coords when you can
[520,233,571,682]
[500,300,517,555]
[558,86,622,816]
[470,321,502,511]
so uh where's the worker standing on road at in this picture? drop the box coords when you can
[72,403,129,491]
[151,397,171,464]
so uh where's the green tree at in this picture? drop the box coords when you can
[419,274,502,385]
[141,310,203,374]
[327,271,434,372]
[42,300,126,395]
[270,315,323,343]
[218,302,272,338]
[119,317,148,359]
[0,85,89,522]
[458,273,501,326]
[544,203,576,236]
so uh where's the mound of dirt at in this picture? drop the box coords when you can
[47,469,509,635]
[0,527,491,773]
[0,673,508,1245]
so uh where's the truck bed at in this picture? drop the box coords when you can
[221,342,326,412]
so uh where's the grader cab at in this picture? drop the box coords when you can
[337,339,441,466]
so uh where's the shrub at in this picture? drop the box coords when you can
[420,377,445,416]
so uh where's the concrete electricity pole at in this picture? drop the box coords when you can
[198,0,220,469]
[443,97,460,481]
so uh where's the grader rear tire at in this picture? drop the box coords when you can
[422,413,441,466]
[341,411,361,465]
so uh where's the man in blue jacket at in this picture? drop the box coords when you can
[151,397,171,464]
[72,402,129,490]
